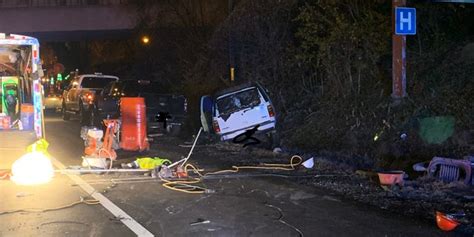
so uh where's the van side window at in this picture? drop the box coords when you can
[258,86,270,102]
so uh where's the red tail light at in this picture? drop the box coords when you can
[267,105,275,117]
[83,92,95,104]
[212,120,220,133]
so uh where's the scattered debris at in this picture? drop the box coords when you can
[121,157,171,169]
[273,147,283,153]
[0,197,100,216]
[153,165,172,179]
[301,157,314,169]
[39,220,89,227]
[306,156,474,234]
[148,133,163,138]
[265,204,304,237]
[377,171,404,186]
[190,218,210,226]
[427,157,472,185]
[436,211,463,231]
[412,162,428,172]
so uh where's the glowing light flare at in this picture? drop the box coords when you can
[10,152,54,185]
[141,36,150,44]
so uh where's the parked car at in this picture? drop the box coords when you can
[95,80,187,135]
[200,82,278,147]
[43,86,62,111]
[43,92,62,111]
[61,73,119,125]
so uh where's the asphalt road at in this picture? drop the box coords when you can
[0,113,134,237]
[0,113,453,237]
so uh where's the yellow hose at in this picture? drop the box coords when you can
[160,177,206,194]
[206,155,303,175]
[160,155,303,194]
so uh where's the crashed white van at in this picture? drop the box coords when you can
[200,82,278,146]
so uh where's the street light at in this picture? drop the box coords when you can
[141,36,150,45]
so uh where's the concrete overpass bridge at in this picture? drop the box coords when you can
[0,0,136,41]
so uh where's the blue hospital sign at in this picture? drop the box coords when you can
[395,7,416,35]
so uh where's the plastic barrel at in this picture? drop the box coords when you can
[20,104,34,130]
[120,97,149,151]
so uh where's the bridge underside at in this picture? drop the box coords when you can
[0,5,135,41]
[22,29,133,42]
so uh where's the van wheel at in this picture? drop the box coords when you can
[62,103,70,121]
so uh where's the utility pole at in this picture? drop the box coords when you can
[228,0,235,83]
[392,0,407,99]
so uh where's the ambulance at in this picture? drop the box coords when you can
[0,33,44,169]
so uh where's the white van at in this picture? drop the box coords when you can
[200,83,278,145]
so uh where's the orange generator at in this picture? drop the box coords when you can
[120,97,149,151]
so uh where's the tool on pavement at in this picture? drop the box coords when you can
[436,211,462,231]
[427,157,472,185]
[81,119,119,169]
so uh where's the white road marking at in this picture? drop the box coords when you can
[50,157,154,237]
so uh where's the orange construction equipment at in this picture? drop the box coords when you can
[101,119,119,160]
[120,97,149,151]
[83,119,118,160]
[84,129,101,156]
[436,211,460,231]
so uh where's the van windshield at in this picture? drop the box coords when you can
[216,87,261,115]
[82,77,117,89]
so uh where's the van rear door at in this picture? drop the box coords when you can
[215,87,271,135]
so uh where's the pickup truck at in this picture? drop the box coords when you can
[61,73,118,125]
[95,80,187,136]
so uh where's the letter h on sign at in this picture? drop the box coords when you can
[395,7,416,35]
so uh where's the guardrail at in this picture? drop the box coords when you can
[0,0,126,8]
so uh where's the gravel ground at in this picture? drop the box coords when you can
[114,134,474,235]
[305,160,474,234]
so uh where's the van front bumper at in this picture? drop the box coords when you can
[220,121,276,141]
